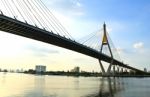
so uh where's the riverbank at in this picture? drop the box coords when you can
[1,70,150,77]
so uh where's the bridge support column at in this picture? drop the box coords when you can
[121,68,123,73]
[107,59,113,75]
[117,66,120,74]
[125,69,127,73]
[99,23,114,76]
[99,59,105,75]
[99,59,115,76]
[113,65,116,75]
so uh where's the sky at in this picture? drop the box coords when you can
[0,0,150,72]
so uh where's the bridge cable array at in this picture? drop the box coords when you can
[0,0,74,40]
[106,31,122,61]
[78,27,122,62]
[77,28,103,51]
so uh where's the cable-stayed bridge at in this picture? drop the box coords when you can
[0,0,147,75]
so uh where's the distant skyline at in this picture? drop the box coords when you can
[0,0,150,72]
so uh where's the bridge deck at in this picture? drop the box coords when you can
[0,14,145,73]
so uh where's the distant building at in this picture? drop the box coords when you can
[16,69,20,73]
[71,67,80,73]
[35,65,46,73]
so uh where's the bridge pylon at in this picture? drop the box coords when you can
[99,23,114,76]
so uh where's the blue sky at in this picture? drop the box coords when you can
[0,0,150,72]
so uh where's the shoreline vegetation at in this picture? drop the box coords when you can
[0,69,150,77]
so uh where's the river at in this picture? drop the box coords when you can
[0,72,150,97]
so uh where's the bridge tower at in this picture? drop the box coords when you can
[99,23,114,76]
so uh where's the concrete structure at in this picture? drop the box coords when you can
[35,65,46,73]
[144,68,147,72]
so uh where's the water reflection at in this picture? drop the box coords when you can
[19,76,83,97]
[1,72,7,84]
[22,75,46,97]
[1,73,150,97]
[85,77,124,97]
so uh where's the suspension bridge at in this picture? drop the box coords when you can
[0,0,147,76]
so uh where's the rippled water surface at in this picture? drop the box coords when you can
[0,72,150,97]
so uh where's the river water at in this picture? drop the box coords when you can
[0,72,150,97]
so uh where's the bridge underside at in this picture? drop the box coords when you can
[0,15,146,74]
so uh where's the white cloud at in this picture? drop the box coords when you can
[70,0,82,7]
[114,47,124,54]
[133,42,144,49]
[76,2,82,7]
[44,0,84,17]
